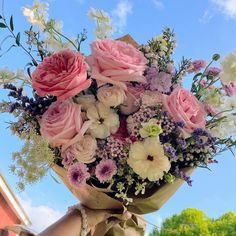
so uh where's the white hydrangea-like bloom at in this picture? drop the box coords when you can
[87,102,119,139]
[220,52,236,84]
[208,114,236,139]
[128,137,171,181]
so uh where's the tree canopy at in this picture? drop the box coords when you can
[149,208,236,236]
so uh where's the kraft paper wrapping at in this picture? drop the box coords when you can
[52,165,194,236]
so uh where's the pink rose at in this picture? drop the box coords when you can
[162,87,207,134]
[88,39,147,89]
[40,99,91,147]
[32,49,91,100]
[120,85,145,115]
[224,82,236,96]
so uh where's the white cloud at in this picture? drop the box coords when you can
[199,9,214,24]
[152,0,164,9]
[19,196,64,233]
[112,0,133,33]
[211,0,236,20]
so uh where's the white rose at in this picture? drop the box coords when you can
[220,52,236,84]
[97,86,126,107]
[76,94,96,110]
[72,135,97,163]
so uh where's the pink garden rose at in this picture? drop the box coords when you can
[162,87,207,134]
[40,99,91,147]
[224,82,236,96]
[32,49,91,100]
[88,39,147,89]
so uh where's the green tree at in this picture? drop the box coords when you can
[209,212,236,236]
[149,209,236,236]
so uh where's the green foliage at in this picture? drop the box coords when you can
[149,209,236,236]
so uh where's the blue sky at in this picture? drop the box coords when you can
[0,0,236,234]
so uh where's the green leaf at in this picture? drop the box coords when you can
[16,32,20,46]
[10,15,14,31]
[0,22,7,28]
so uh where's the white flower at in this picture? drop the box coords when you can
[219,96,236,110]
[208,114,236,139]
[0,68,14,86]
[87,8,113,39]
[71,135,97,163]
[97,86,126,107]
[0,68,30,87]
[22,1,49,30]
[87,102,119,139]
[76,94,96,111]
[220,52,236,84]
[127,137,171,181]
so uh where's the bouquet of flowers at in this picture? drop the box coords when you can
[0,2,235,235]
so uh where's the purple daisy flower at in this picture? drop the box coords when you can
[67,162,90,188]
[205,67,221,77]
[95,159,117,183]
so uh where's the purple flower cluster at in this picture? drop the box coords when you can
[192,128,216,147]
[174,166,193,186]
[3,83,54,117]
[205,67,221,77]
[107,137,128,159]
[62,149,75,168]
[146,66,172,93]
[188,60,207,73]
[164,145,178,161]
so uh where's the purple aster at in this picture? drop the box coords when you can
[95,159,117,183]
[188,60,207,73]
[62,148,75,168]
[67,162,90,188]
[205,67,221,77]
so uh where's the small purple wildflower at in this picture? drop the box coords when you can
[95,159,117,183]
[177,138,187,149]
[188,60,207,73]
[167,63,176,75]
[192,128,216,147]
[67,162,90,188]
[205,67,221,77]
[164,145,178,161]
[146,66,159,80]
[62,148,75,168]
[174,166,193,186]
[150,72,172,93]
